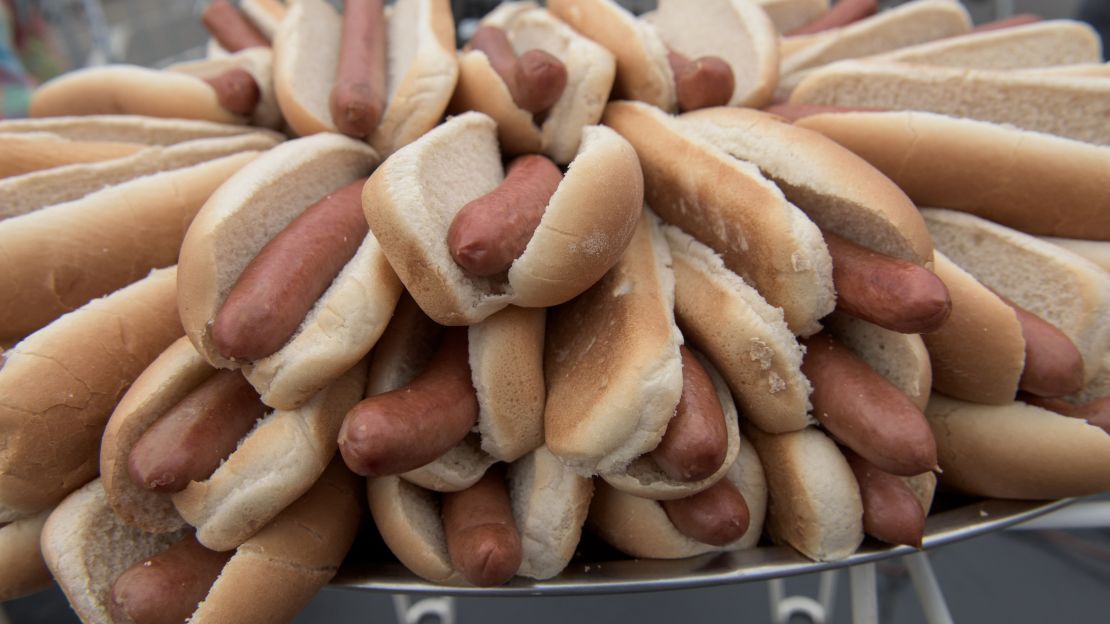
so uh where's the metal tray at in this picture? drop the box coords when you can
[332,496,1074,596]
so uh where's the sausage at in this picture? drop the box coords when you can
[338,328,478,477]
[801,332,938,476]
[109,534,232,624]
[843,448,926,548]
[203,67,261,116]
[786,0,879,36]
[330,0,387,138]
[972,14,1041,33]
[212,177,370,361]
[447,154,562,276]
[1018,393,1110,435]
[1000,297,1084,398]
[824,230,952,334]
[441,465,522,586]
[667,50,735,113]
[128,369,267,493]
[202,0,270,52]
[651,346,729,482]
[761,103,884,123]
[660,478,750,546]
[466,26,567,114]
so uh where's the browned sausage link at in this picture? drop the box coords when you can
[1000,297,1084,398]
[1018,393,1110,435]
[660,478,750,546]
[801,332,938,476]
[786,0,879,36]
[667,50,735,113]
[824,230,952,334]
[651,346,729,482]
[128,369,267,493]
[203,67,261,116]
[447,154,562,276]
[330,0,387,138]
[441,464,522,586]
[466,26,567,114]
[109,534,232,624]
[843,448,926,548]
[202,0,270,51]
[338,329,478,477]
[761,103,885,123]
[212,177,369,361]
[972,13,1042,33]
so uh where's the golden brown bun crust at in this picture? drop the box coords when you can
[0,508,53,600]
[0,268,182,521]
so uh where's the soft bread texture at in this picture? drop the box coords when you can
[795,111,1110,240]
[0,507,53,600]
[1039,238,1110,274]
[403,435,498,493]
[824,313,932,411]
[363,112,642,325]
[921,252,1024,404]
[0,132,281,221]
[666,226,811,433]
[0,267,182,522]
[0,151,259,341]
[649,0,779,108]
[545,212,683,476]
[241,0,286,39]
[746,425,863,561]
[1020,62,1110,78]
[0,114,278,144]
[588,436,767,559]
[927,394,1110,499]
[923,209,1110,386]
[678,107,932,265]
[168,47,282,129]
[755,0,828,33]
[178,133,400,410]
[789,61,1110,146]
[547,0,677,111]
[273,0,340,135]
[603,100,834,336]
[367,476,465,585]
[600,350,741,500]
[510,446,593,579]
[451,2,616,164]
[0,134,143,178]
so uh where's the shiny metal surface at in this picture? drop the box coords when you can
[333,497,1074,596]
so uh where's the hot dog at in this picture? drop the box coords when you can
[109,534,232,624]
[1004,297,1085,398]
[441,465,523,586]
[203,67,262,115]
[651,346,730,483]
[203,0,270,52]
[330,0,387,138]
[465,25,568,115]
[786,0,878,36]
[843,448,925,548]
[665,50,735,113]
[659,478,750,546]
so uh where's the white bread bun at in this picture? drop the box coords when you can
[362,112,643,325]
[587,435,767,559]
[0,507,53,600]
[450,2,616,164]
[666,225,811,433]
[789,61,1110,146]
[0,267,182,523]
[0,132,281,222]
[0,114,281,144]
[1019,62,1110,78]
[823,312,931,411]
[795,111,1110,240]
[745,425,863,561]
[0,133,144,178]
[241,0,286,39]
[755,0,828,33]
[402,436,498,493]
[167,48,282,129]
[272,0,340,135]
[923,208,1110,385]
[544,211,683,476]
[600,349,741,500]
[1039,238,1110,273]
[921,252,1025,404]
[926,394,1110,499]
[178,133,401,410]
[0,151,259,342]
[603,100,834,336]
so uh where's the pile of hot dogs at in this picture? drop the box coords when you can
[1,0,1109,621]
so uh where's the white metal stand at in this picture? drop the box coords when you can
[391,594,457,624]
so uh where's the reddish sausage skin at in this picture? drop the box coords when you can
[667,50,735,113]
[447,154,563,276]
[212,177,370,361]
[338,329,478,477]
[660,478,750,546]
[441,465,523,586]
[1019,393,1110,435]
[801,333,938,476]
[651,346,729,482]
[203,68,261,116]
[844,448,926,547]
[787,0,879,36]
[128,369,267,492]
[330,0,387,138]
[824,231,951,334]
[466,26,567,114]
[202,0,270,51]
[1001,298,1085,398]
[109,534,232,624]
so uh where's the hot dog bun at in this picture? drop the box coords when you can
[755,0,829,33]
[0,134,143,179]
[795,111,1110,240]
[823,312,931,411]
[362,111,642,325]
[1039,238,1110,273]
[367,446,593,584]
[0,508,53,600]
[179,133,401,410]
[0,114,281,144]
[0,267,182,523]
[167,47,282,128]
